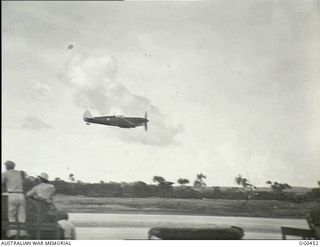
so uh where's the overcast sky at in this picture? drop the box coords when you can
[2,0,318,187]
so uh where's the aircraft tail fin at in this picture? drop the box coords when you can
[83,110,93,120]
[144,111,148,132]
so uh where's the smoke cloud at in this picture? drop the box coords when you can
[28,80,51,98]
[62,51,181,146]
[21,117,53,130]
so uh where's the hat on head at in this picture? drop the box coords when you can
[4,160,15,169]
[38,172,49,181]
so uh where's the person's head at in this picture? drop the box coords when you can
[38,172,49,183]
[4,160,16,171]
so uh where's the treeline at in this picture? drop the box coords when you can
[49,180,320,202]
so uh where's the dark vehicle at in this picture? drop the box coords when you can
[148,226,244,240]
[83,110,149,131]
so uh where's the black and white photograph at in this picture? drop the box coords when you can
[1,0,319,241]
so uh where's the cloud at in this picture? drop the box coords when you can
[61,51,181,146]
[28,80,51,98]
[21,117,53,130]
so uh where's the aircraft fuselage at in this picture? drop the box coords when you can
[84,116,148,128]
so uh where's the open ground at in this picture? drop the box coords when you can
[54,194,316,219]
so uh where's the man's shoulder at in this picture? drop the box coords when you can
[2,170,21,176]
[2,171,9,180]
[11,170,22,174]
[42,183,55,189]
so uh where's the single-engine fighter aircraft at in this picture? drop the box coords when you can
[83,110,149,131]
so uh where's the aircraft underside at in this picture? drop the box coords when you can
[83,112,148,131]
[86,120,139,128]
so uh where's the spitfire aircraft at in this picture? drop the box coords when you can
[83,110,149,131]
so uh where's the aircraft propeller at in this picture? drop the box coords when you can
[144,111,148,132]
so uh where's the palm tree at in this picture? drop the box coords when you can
[266,181,291,193]
[193,173,207,187]
[235,175,243,186]
[235,174,251,188]
[177,178,190,186]
[153,176,166,185]
[235,175,257,207]
[68,173,75,183]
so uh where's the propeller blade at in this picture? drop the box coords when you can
[144,121,148,132]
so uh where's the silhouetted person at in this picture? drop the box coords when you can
[307,201,320,239]
[26,172,56,222]
[27,173,55,203]
[1,160,28,239]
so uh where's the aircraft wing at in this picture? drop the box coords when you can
[122,118,136,127]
